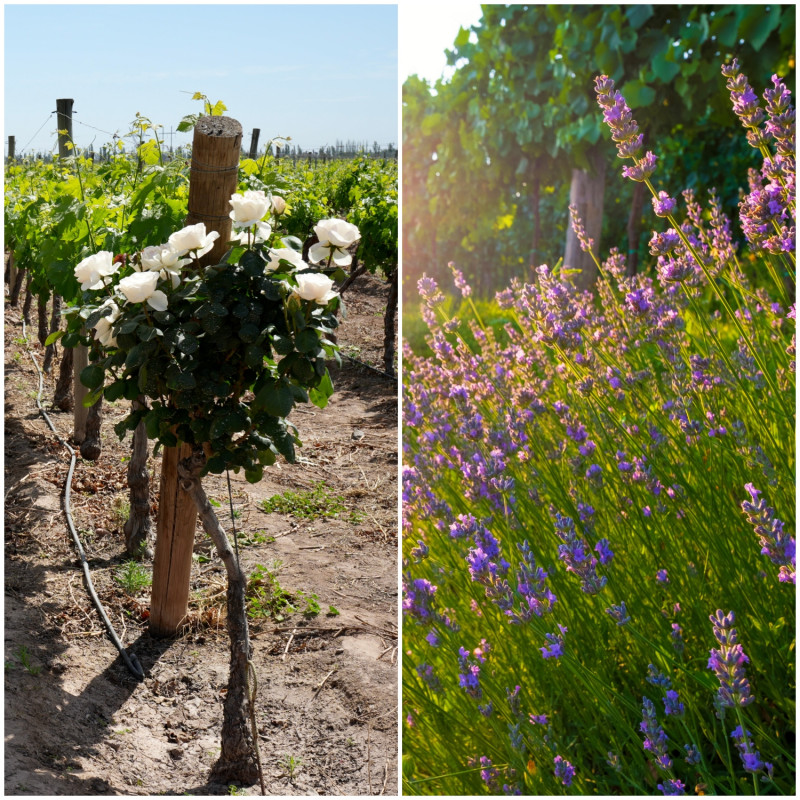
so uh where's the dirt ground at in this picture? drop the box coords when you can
[4,271,399,796]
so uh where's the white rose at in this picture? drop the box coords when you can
[92,299,121,348]
[294,273,337,305]
[266,247,307,273]
[168,223,220,258]
[270,195,287,215]
[118,271,168,311]
[309,218,360,267]
[232,220,273,247]
[229,190,271,227]
[74,251,118,291]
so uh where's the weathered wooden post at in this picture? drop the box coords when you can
[149,115,242,637]
[56,98,74,157]
[8,135,15,162]
[248,128,260,160]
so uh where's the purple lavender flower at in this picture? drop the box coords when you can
[671,623,685,655]
[553,512,607,593]
[594,538,614,566]
[649,229,682,256]
[402,575,437,621]
[683,744,701,765]
[640,696,672,770]
[763,73,795,157]
[529,713,548,726]
[646,664,671,688]
[553,755,575,787]
[449,261,472,298]
[508,540,557,623]
[741,483,795,584]
[606,602,631,626]
[707,610,754,708]
[657,778,686,796]
[425,630,440,647]
[730,725,771,775]
[663,690,685,717]
[540,624,567,660]
[569,204,595,253]
[656,569,669,584]
[722,59,768,147]
[457,645,484,699]
[652,191,677,217]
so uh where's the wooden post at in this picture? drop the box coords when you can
[248,128,260,159]
[56,98,74,157]
[150,114,242,637]
[7,135,15,162]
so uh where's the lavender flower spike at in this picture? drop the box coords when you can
[707,610,755,708]
[741,483,795,584]
[553,755,575,787]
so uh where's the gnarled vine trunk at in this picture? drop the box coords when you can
[42,295,62,374]
[124,397,152,558]
[21,274,33,326]
[53,346,74,411]
[9,263,25,307]
[383,267,398,376]
[80,395,103,461]
[177,448,260,787]
[37,295,49,347]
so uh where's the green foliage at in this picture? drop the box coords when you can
[260,481,352,521]
[114,560,152,594]
[247,562,297,622]
[402,4,795,299]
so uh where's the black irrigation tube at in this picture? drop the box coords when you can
[26,346,145,681]
[342,353,396,380]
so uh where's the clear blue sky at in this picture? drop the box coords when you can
[4,2,398,157]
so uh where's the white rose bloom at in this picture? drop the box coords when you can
[168,223,220,258]
[270,194,287,215]
[92,299,121,348]
[139,244,186,289]
[308,218,360,267]
[74,251,119,291]
[294,273,338,305]
[229,190,271,227]
[266,247,307,273]
[232,220,273,247]
[118,271,168,311]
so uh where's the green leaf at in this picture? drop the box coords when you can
[83,387,104,407]
[625,4,653,30]
[80,364,105,390]
[244,465,264,484]
[309,371,334,409]
[253,380,294,418]
[45,329,65,347]
[272,334,294,355]
[295,328,321,354]
[621,79,656,108]
[104,380,127,403]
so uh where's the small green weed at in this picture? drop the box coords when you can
[227,785,246,796]
[114,560,152,594]
[237,529,275,546]
[298,591,321,618]
[260,482,353,522]
[247,561,297,622]
[282,754,303,780]
[327,605,340,617]
[15,645,42,676]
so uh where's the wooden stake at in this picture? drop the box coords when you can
[149,114,241,637]
[56,98,74,158]
[248,128,260,160]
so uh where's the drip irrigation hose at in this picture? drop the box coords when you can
[341,353,396,380]
[27,346,145,681]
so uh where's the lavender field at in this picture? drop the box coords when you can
[402,59,795,796]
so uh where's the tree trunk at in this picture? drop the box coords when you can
[53,346,74,411]
[80,395,103,461]
[73,344,90,443]
[337,255,368,296]
[21,275,33,325]
[177,448,260,787]
[42,295,61,374]
[626,179,647,277]
[563,147,606,292]
[528,157,542,268]
[37,295,49,347]
[383,267,398,376]
[10,265,25,306]
[124,397,153,558]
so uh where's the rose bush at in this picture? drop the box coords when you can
[62,195,359,484]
